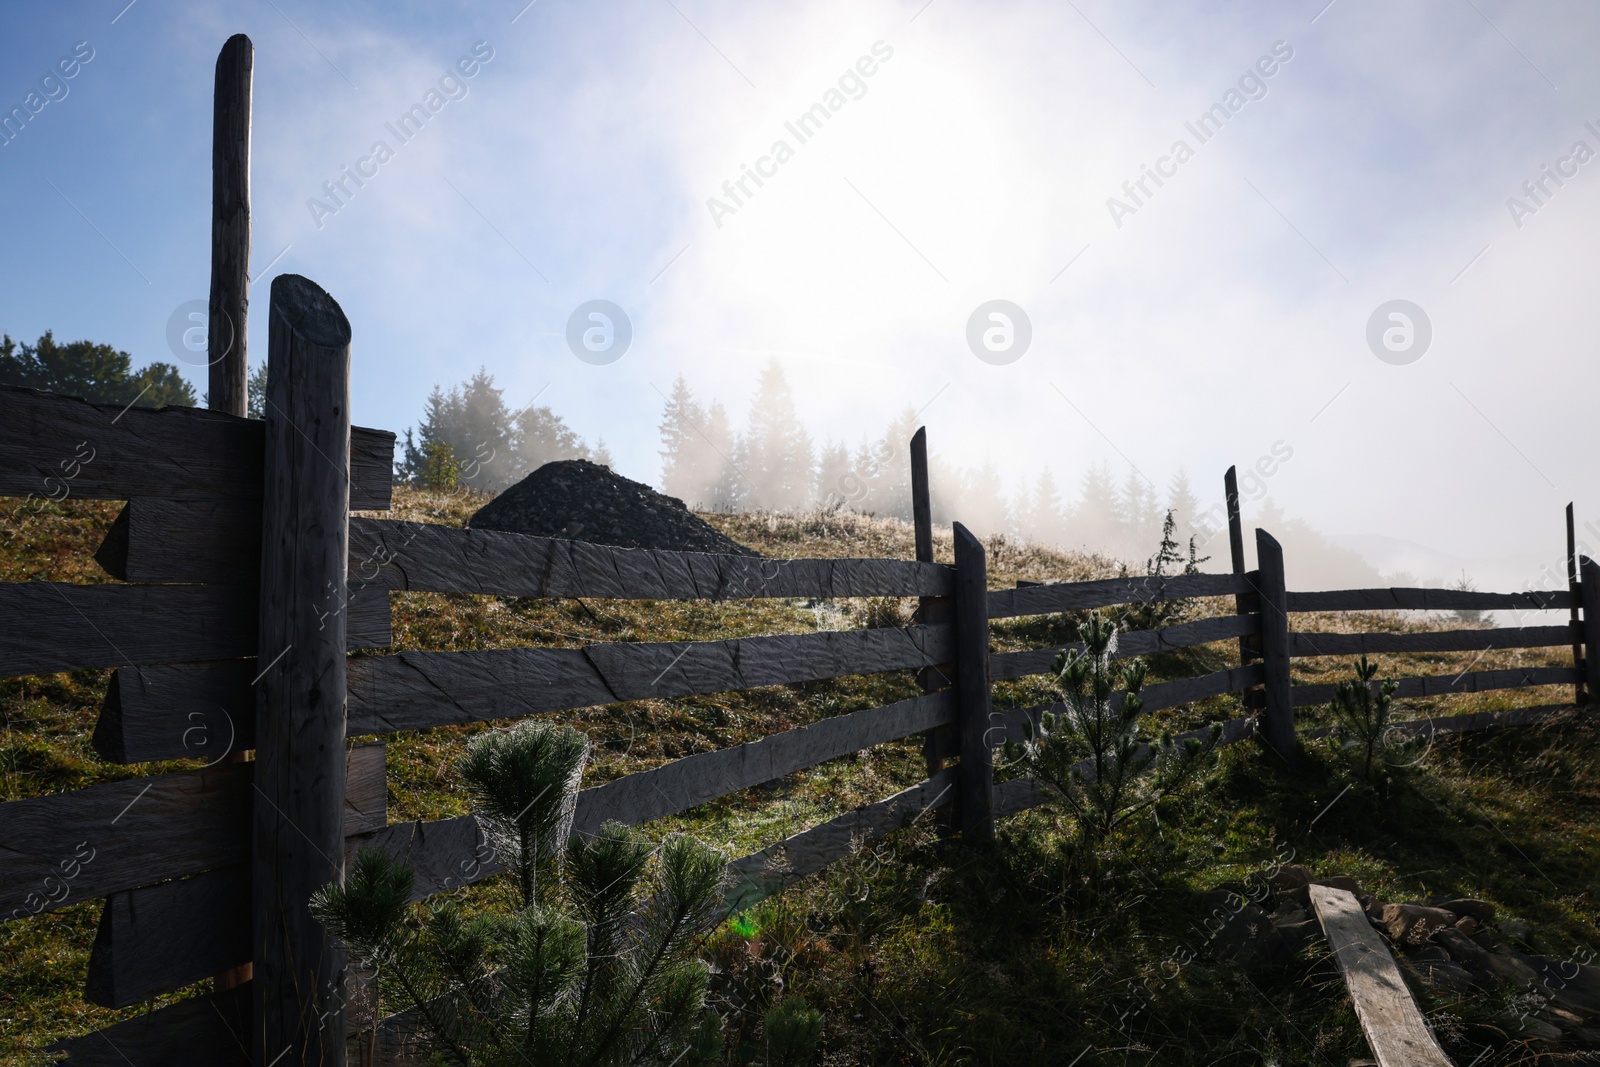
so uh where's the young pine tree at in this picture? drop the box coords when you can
[1003,612,1219,850]
[1328,655,1401,781]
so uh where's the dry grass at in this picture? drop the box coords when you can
[0,490,1595,1064]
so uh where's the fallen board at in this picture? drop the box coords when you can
[0,383,393,509]
[1308,884,1454,1067]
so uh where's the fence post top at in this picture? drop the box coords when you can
[952,522,981,554]
[269,274,351,348]
[1255,527,1282,552]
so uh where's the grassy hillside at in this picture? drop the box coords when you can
[1,488,1596,1064]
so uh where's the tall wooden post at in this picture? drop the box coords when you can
[211,32,256,997]
[1253,529,1296,759]
[910,427,955,781]
[952,523,995,844]
[1225,466,1259,687]
[254,275,352,1066]
[208,34,252,417]
[1581,556,1600,707]
[1568,505,1586,705]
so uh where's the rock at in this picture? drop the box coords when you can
[1479,951,1542,988]
[1275,919,1321,956]
[1438,898,1496,924]
[1505,1016,1562,1043]
[1381,903,1457,946]
[1364,899,1388,926]
[1204,899,1283,967]
[1528,956,1600,1018]
[1463,1022,1507,1048]
[1471,929,1496,950]
[1412,958,1475,993]
[1270,864,1312,891]
[1271,904,1308,926]
[1543,1007,1587,1032]
[1409,945,1450,962]
[1578,1026,1600,1049]
[1433,927,1489,967]
[1454,916,1478,936]
[468,460,760,556]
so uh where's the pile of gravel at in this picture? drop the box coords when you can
[468,459,758,557]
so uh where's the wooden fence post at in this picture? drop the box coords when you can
[1581,556,1600,707]
[952,522,994,844]
[208,34,252,418]
[1253,529,1296,759]
[910,427,955,783]
[254,275,352,1066]
[1568,505,1586,705]
[1225,466,1260,689]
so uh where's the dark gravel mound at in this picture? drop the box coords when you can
[469,459,758,556]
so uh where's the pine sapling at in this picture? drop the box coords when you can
[1328,654,1400,781]
[1002,611,1219,851]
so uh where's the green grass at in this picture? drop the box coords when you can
[1,490,1595,1064]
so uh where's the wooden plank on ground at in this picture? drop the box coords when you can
[0,384,393,510]
[571,691,956,837]
[0,744,385,924]
[1290,666,1579,707]
[1309,884,1454,1067]
[0,581,389,679]
[95,506,957,596]
[1289,624,1575,658]
[1286,587,1573,613]
[986,572,1247,620]
[990,614,1258,681]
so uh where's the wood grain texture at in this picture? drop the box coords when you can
[1225,466,1260,672]
[82,744,385,1009]
[1567,505,1586,704]
[571,691,957,838]
[92,505,956,597]
[252,273,355,1064]
[989,614,1259,681]
[208,34,252,418]
[1254,530,1296,759]
[0,580,389,679]
[1290,666,1578,707]
[96,660,260,763]
[986,571,1247,620]
[0,744,384,924]
[909,426,956,784]
[0,385,393,509]
[1286,587,1574,612]
[47,982,252,1066]
[1288,624,1575,657]
[344,625,954,735]
[1309,884,1454,1067]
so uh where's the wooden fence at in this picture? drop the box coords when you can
[5,35,1596,1067]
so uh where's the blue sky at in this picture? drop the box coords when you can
[3,0,1598,587]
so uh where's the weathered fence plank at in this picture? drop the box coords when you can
[0,385,393,509]
[252,273,354,1065]
[47,983,252,1067]
[1309,884,1454,1067]
[989,614,1258,681]
[1290,665,1578,707]
[81,744,384,1009]
[1288,624,1575,657]
[94,504,956,597]
[1285,587,1573,612]
[1254,530,1296,759]
[0,581,389,679]
[0,744,384,923]
[571,691,956,837]
[1583,557,1600,705]
[910,426,957,789]
[986,571,1247,620]
[1567,505,1586,703]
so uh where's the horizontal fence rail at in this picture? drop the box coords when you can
[1285,587,1576,612]
[96,507,959,599]
[1287,624,1577,658]
[991,614,1260,681]
[1289,665,1580,707]
[987,572,1249,619]
[0,582,390,678]
[0,384,393,511]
